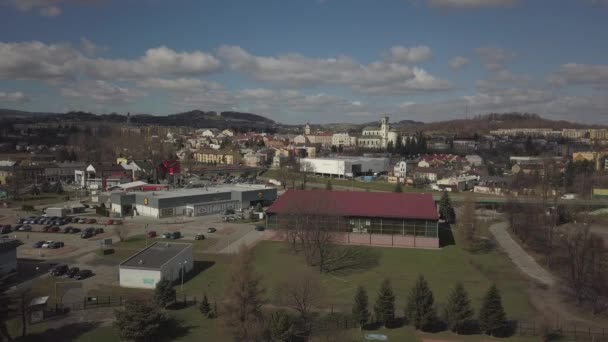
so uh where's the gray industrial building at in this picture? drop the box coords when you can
[110,185,277,218]
[0,239,20,275]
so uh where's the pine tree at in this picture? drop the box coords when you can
[114,301,167,342]
[199,294,211,317]
[268,310,294,342]
[373,279,395,327]
[443,283,474,334]
[405,275,437,331]
[326,179,333,190]
[153,278,176,308]
[394,182,403,193]
[352,286,370,329]
[479,284,507,336]
[439,192,456,223]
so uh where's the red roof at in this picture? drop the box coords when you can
[267,190,438,221]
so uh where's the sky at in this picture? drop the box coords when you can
[0,0,607,124]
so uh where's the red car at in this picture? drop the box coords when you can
[85,218,97,224]
[147,230,157,238]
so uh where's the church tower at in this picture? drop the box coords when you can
[304,123,311,135]
[381,116,390,147]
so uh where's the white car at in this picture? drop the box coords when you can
[42,241,54,248]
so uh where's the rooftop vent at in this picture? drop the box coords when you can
[138,259,144,264]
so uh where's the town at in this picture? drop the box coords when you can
[1,1,608,341]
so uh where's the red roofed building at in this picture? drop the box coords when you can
[266,190,440,248]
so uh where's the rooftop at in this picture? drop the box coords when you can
[120,242,192,270]
[267,190,438,221]
[127,184,271,199]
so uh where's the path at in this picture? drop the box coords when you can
[218,230,264,254]
[489,221,556,287]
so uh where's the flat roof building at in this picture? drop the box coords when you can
[0,239,21,275]
[266,190,440,248]
[300,156,390,178]
[110,184,277,218]
[119,242,193,289]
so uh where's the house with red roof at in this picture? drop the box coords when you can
[265,190,440,248]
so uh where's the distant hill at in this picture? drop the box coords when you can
[0,108,276,129]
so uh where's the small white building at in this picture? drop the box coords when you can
[300,156,390,178]
[119,242,194,289]
[331,133,357,147]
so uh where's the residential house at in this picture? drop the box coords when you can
[193,149,240,165]
[44,162,87,183]
[332,133,358,147]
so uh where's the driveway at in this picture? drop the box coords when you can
[489,221,556,287]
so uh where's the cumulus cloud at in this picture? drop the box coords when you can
[136,78,223,93]
[0,91,30,103]
[448,56,469,70]
[0,41,221,81]
[386,45,433,64]
[427,0,519,9]
[475,46,516,71]
[217,45,450,94]
[547,63,608,86]
[60,80,145,103]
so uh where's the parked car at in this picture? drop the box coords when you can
[254,225,265,231]
[170,231,181,239]
[147,231,157,238]
[50,264,69,276]
[0,225,11,234]
[85,218,96,224]
[32,241,45,248]
[19,225,32,231]
[106,219,114,225]
[113,220,122,225]
[94,227,104,235]
[70,227,81,234]
[42,241,54,248]
[64,226,74,233]
[77,218,86,224]
[50,226,61,233]
[162,232,172,239]
[74,270,93,280]
[81,231,94,239]
[207,227,217,233]
[195,233,205,240]
[64,267,80,278]
[49,241,64,249]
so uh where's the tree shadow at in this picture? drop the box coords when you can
[438,223,455,247]
[323,246,381,276]
[15,321,102,342]
[157,317,193,342]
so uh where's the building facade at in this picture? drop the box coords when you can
[357,116,399,149]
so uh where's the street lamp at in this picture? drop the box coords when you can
[179,260,188,292]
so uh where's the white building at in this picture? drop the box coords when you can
[357,116,399,149]
[331,133,358,147]
[393,161,408,178]
[119,242,193,289]
[300,156,390,178]
[465,155,483,167]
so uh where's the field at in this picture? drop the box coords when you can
[64,220,537,341]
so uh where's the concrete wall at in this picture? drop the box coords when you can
[0,250,17,274]
[160,245,194,283]
[119,268,161,289]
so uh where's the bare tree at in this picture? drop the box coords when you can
[457,192,477,251]
[223,245,266,341]
[276,269,323,336]
[298,161,316,190]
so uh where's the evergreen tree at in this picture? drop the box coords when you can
[352,286,370,329]
[387,141,394,154]
[395,135,404,156]
[255,202,263,213]
[153,278,176,308]
[405,275,437,331]
[438,192,456,223]
[373,278,395,327]
[325,179,333,191]
[199,294,211,317]
[114,301,168,342]
[52,182,64,194]
[394,182,403,193]
[268,310,294,342]
[443,283,474,334]
[479,284,507,336]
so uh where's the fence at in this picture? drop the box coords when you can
[517,321,608,340]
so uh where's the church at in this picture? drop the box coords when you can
[357,116,399,149]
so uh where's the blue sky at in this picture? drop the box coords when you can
[0,0,607,124]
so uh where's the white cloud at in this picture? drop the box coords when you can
[0,41,221,81]
[217,45,450,94]
[465,87,554,109]
[136,78,223,93]
[40,5,61,16]
[427,0,519,9]
[448,56,469,70]
[547,63,608,86]
[6,0,95,17]
[475,46,516,71]
[60,80,145,103]
[0,91,29,103]
[492,70,530,84]
[387,45,433,64]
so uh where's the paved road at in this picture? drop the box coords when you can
[489,221,556,287]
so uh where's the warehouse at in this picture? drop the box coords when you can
[266,190,440,248]
[119,242,193,289]
[110,185,277,218]
[300,156,390,178]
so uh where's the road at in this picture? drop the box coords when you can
[489,221,556,286]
